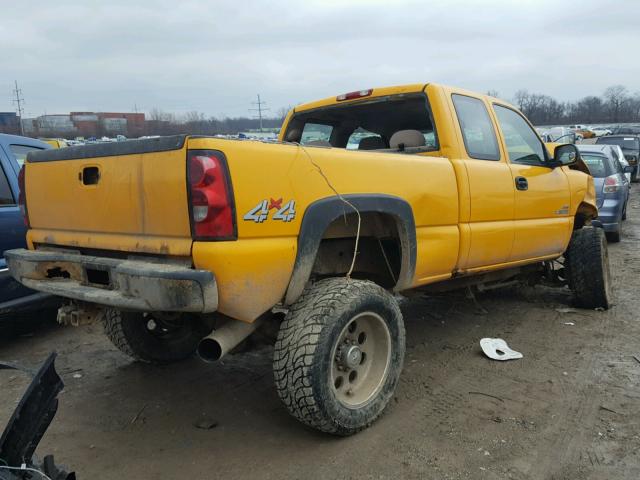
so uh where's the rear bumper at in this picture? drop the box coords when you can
[596,197,624,232]
[4,249,218,313]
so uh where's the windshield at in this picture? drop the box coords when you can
[581,154,612,178]
[597,137,639,150]
[284,94,437,150]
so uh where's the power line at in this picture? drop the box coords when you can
[249,94,269,132]
[12,80,25,135]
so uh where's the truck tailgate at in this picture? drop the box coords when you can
[24,136,192,256]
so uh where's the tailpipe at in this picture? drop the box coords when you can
[197,317,264,362]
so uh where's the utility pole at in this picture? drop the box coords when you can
[12,80,25,135]
[249,94,269,132]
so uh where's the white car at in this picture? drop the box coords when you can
[541,127,578,143]
[608,144,632,183]
[591,127,612,137]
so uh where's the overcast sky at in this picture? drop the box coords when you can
[2,0,639,118]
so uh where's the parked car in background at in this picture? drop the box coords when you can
[539,126,577,143]
[570,126,595,139]
[596,135,640,182]
[591,126,612,137]
[578,144,632,242]
[40,138,68,148]
[609,144,632,183]
[611,125,640,135]
[0,134,58,318]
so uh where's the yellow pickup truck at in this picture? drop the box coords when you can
[6,83,609,435]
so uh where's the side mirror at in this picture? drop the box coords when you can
[624,165,634,174]
[551,143,580,168]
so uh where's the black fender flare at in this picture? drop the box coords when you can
[284,194,417,305]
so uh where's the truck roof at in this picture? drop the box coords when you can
[292,82,510,114]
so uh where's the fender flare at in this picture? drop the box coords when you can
[284,194,417,305]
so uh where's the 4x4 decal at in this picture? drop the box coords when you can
[243,198,296,223]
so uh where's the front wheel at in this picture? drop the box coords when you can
[565,227,612,309]
[273,278,405,435]
[103,309,209,363]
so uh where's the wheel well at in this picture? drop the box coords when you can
[283,194,417,305]
[575,201,598,229]
[311,212,403,288]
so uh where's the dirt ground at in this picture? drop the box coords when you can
[2,189,640,480]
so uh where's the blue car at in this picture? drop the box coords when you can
[577,144,632,242]
[0,134,58,317]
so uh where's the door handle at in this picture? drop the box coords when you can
[515,176,528,191]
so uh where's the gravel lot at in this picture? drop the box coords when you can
[1,186,640,479]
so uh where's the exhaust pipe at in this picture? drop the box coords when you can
[197,317,264,362]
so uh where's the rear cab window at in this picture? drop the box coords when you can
[284,93,438,152]
[451,94,500,160]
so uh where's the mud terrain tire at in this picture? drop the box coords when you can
[565,227,612,309]
[273,278,405,435]
[103,309,206,363]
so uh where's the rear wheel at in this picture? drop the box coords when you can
[273,278,405,435]
[103,309,208,363]
[565,227,612,309]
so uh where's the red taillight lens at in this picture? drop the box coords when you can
[336,89,372,101]
[187,151,235,239]
[603,175,621,193]
[17,165,29,227]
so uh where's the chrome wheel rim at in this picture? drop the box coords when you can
[330,312,391,408]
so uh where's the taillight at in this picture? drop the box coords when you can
[336,89,372,101]
[603,175,621,193]
[187,150,236,240]
[17,164,29,227]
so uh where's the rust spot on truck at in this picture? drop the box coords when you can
[30,261,84,282]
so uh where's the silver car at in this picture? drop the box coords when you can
[577,144,632,242]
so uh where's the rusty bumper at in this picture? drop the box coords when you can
[4,249,218,313]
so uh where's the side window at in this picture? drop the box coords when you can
[0,165,15,206]
[300,123,333,145]
[10,144,43,167]
[452,94,500,160]
[493,105,546,166]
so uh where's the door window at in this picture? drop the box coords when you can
[452,94,500,161]
[493,105,547,166]
[0,165,15,205]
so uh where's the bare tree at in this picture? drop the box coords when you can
[603,85,629,122]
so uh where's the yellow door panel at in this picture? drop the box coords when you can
[463,160,515,268]
[508,164,571,261]
[512,217,572,259]
[414,225,459,284]
[466,220,514,269]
